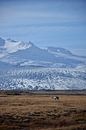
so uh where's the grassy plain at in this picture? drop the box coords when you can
[0,91,86,130]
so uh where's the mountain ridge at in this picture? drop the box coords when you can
[0,37,86,68]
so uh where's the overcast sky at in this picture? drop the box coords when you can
[0,0,86,55]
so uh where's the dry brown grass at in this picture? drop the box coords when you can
[0,93,86,130]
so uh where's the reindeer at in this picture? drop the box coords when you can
[52,96,59,101]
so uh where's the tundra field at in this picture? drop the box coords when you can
[0,91,86,130]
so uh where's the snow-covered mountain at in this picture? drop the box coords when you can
[0,37,86,68]
[4,39,32,53]
[0,38,33,56]
[0,67,86,90]
[0,37,86,90]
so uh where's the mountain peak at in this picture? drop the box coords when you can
[4,39,33,53]
[29,41,34,45]
[0,37,86,68]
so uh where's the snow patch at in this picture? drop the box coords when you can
[4,40,32,53]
